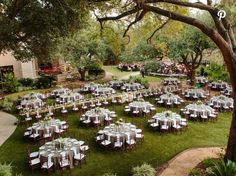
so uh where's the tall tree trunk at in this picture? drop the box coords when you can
[224,52,236,161]
[78,69,86,81]
[190,69,196,87]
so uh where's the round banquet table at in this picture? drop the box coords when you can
[81,108,115,125]
[121,83,144,91]
[97,123,141,144]
[38,138,86,168]
[93,87,116,96]
[159,93,183,106]
[208,81,228,90]
[162,78,180,85]
[80,83,101,92]
[222,86,232,97]
[58,92,84,103]
[128,101,154,115]
[22,92,46,101]
[209,95,233,109]
[20,98,43,109]
[196,76,208,84]
[109,80,124,88]
[26,118,66,138]
[149,111,185,129]
[183,89,207,99]
[183,103,216,120]
[51,88,71,97]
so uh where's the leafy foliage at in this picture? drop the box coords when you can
[144,60,161,73]
[0,98,14,112]
[2,73,20,93]
[206,159,236,176]
[34,75,55,89]
[0,0,83,61]
[120,42,163,64]
[189,168,201,176]
[54,30,109,80]
[132,163,155,176]
[128,76,149,88]
[202,158,217,168]
[102,172,117,176]
[203,63,229,82]
[168,26,213,60]
[18,78,34,88]
[0,162,21,176]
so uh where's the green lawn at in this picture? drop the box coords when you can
[0,97,232,176]
[103,66,134,79]
[132,75,162,82]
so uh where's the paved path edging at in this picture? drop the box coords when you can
[0,111,18,146]
[157,147,222,176]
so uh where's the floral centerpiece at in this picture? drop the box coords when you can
[219,95,226,100]
[196,100,203,105]
[95,107,101,113]
[165,111,171,117]
[54,138,65,150]
[41,115,52,126]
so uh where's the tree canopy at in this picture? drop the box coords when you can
[54,30,109,80]
[120,42,163,64]
[0,0,83,61]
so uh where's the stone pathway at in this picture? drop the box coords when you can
[157,147,222,176]
[0,111,17,146]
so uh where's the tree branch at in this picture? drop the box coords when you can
[195,53,203,69]
[141,4,231,53]
[147,18,170,44]
[145,0,216,13]
[123,10,147,38]
[97,7,139,22]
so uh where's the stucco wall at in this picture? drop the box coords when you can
[0,52,23,78]
[0,52,38,79]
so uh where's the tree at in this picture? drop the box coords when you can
[54,31,108,81]
[95,0,236,161]
[120,42,163,64]
[0,0,83,61]
[168,26,212,86]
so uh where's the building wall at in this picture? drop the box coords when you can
[0,52,38,79]
[0,52,23,78]
[21,60,38,79]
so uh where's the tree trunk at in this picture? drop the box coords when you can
[78,69,86,81]
[224,52,236,161]
[189,68,196,87]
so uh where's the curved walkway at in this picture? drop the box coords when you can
[157,147,222,176]
[0,111,17,146]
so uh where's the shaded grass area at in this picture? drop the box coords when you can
[103,66,134,79]
[132,75,162,82]
[0,99,231,176]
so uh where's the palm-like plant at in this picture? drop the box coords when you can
[206,159,236,176]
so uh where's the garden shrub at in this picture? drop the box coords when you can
[34,75,55,89]
[144,61,160,73]
[189,168,201,176]
[132,163,155,176]
[18,78,34,87]
[201,158,216,168]
[200,62,229,82]
[2,73,20,93]
[0,98,14,112]
[0,163,21,176]
[102,172,117,176]
[128,76,149,88]
[206,159,236,176]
